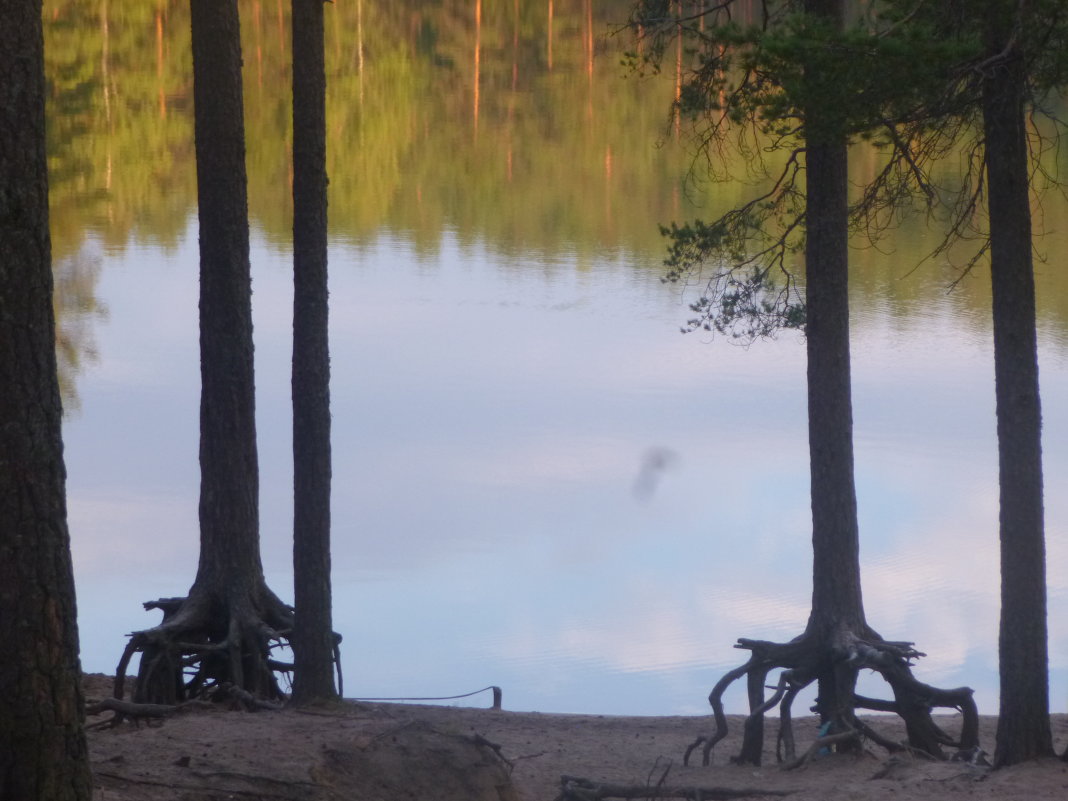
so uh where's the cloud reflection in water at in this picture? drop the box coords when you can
[64,230,1067,717]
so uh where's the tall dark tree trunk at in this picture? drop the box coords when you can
[803,152,860,627]
[802,78,867,736]
[982,10,1054,767]
[116,0,293,705]
[291,0,339,704]
[191,0,262,610]
[0,1,93,797]
[730,2,864,766]
[776,0,870,752]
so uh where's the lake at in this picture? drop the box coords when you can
[50,0,1067,717]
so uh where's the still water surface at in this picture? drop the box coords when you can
[63,224,1068,716]
[52,0,1067,716]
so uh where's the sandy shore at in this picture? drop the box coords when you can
[83,675,1068,801]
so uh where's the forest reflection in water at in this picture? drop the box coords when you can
[50,0,1068,715]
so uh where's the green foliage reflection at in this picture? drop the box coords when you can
[40,0,1068,340]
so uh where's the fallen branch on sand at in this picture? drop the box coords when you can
[86,681,281,729]
[85,697,181,729]
[555,775,793,800]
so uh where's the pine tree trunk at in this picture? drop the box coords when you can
[681,2,980,766]
[804,135,862,634]
[116,0,292,705]
[802,0,867,726]
[291,0,338,703]
[191,0,263,596]
[982,10,1054,766]
[0,1,93,797]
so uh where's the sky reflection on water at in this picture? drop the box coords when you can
[64,226,1068,717]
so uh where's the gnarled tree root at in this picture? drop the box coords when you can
[684,630,979,767]
[113,586,342,706]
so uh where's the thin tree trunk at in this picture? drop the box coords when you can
[982,9,1054,766]
[291,0,338,703]
[0,1,93,797]
[547,0,553,71]
[474,0,482,135]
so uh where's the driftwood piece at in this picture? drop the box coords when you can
[556,775,794,800]
[87,696,177,718]
[84,692,275,734]
[85,697,179,729]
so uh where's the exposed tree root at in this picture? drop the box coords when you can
[113,582,342,705]
[684,627,979,767]
[473,733,515,771]
[782,729,862,770]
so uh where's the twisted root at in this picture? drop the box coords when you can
[114,586,340,705]
[684,630,978,767]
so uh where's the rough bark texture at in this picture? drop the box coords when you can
[802,9,863,641]
[192,0,261,597]
[800,0,871,741]
[685,0,978,767]
[116,0,294,705]
[982,9,1054,767]
[802,125,869,734]
[0,1,93,797]
[291,0,339,704]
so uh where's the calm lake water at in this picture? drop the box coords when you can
[52,0,1067,716]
